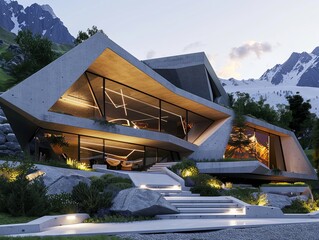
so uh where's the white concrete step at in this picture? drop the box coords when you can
[157,213,245,219]
[164,196,235,203]
[178,207,244,214]
[171,203,239,208]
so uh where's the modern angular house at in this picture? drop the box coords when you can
[0,33,316,182]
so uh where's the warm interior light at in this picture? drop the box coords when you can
[60,96,98,109]
[140,184,147,189]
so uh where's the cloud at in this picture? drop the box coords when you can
[218,41,273,78]
[230,41,272,59]
[218,61,241,79]
[183,41,204,52]
[146,50,156,59]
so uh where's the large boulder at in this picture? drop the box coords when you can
[47,175,91,195]
[110,188,178,217]
[264,193,292,209]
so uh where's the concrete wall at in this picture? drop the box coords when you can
[188,117,233,160]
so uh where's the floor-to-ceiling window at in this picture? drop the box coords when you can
[49,71,214,143]
[224,126,284,170]
[30,129,179,171]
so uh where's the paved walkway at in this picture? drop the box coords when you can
[12,218,319,237]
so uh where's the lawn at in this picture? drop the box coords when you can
[0,213,36,225]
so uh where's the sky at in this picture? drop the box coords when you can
[17,0,319,80]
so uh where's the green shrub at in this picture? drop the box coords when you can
[181,166,199,177]
[91,177,107,192]
[101,174,132,184]
[48,193,78,214]
[223,188,259,205]
[170,159,196,174]
[6,177,49,217]
[191,174,223,189]
[104,182,132,198]
[71,182,112,216]
[0,162,49,217]
[282,199,311,213]
[84,214,155,223]
[190,185,220,196]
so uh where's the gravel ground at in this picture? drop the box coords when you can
[117,222,319,240]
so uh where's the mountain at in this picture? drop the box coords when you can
[0,0,74,45]
[221,47,319,116]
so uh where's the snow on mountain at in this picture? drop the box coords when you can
[220,47,319,116]
[0,0,74,45]
[40,4,57,19]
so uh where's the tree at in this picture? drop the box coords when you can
[74,26,104,45]
[8,30,56,87]
[286,94,313,148]
[312,119,319,169]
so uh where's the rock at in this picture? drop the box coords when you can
[47,175,91,195]
[290,195,309,202]
[5,142,21,151]
[0,123,12,134]
[184,177,195,187]
[6,133,18,142]
[110,188,178,217]
[0,133,6,145]
[0,116,7,124]
[264,193,292,209]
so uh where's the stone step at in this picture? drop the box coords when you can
[157,213,245,219]
[160,191,195,196]
[178,207,244,214]
[164,196,234,203]
[171,203,239,208]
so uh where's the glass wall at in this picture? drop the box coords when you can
[224,126,275,168]
[50,74,102,119]
[49,71,214,143]
[30,129,179,171]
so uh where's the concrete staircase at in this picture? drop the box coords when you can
[147,162,179,172]
[158,195,246,219]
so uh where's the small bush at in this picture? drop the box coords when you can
[223,188,259,205]
[104,182,132,198]
[191,185,221,196]
[48,193,78,214]
[170,159,196,174]
[101,174,132,184]
[282,199,310,213]
[6,177,49,217]
[71,182,112,216]
[84,214,155,223]
[191,174,223,189]
[181,166,199,177]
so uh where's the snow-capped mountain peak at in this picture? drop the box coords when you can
[40,4,57,19]
[220,47,319,116]
[0,0,74,44]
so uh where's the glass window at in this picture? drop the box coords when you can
[80,136,104,165]
[50,74,102,119]
[187,112,213,143]
[105,80,160,131]
[161,102,186,139]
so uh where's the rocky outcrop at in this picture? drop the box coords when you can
[47,174,91,195]
[0,0,74,45]
[110,188,178,217]
[0,108,22,156]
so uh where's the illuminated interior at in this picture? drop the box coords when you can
[224,126,285,170]
[31,129,179,170]
[50,71,213,143]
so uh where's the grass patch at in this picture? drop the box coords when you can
[0,69,14,90]
[0,236,121,240]
[84,214,156,223]
[0,213,36,225]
